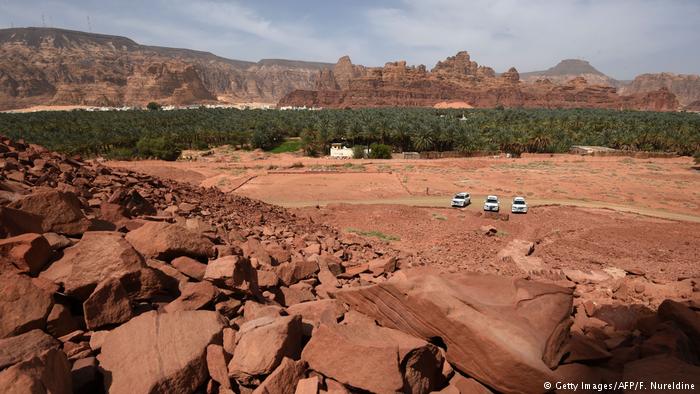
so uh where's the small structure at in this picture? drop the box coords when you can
[570,145,617,155]
[330,143,354,159]
[403,152,420,159]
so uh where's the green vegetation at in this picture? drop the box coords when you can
[146,102,162,111]
[368,143,392,159]
[1,107,698,160]
[268,139,302,153]
[352,145,367,159]
[346,228,400,241]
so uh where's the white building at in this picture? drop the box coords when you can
[330,143,354,159]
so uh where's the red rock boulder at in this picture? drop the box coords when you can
[40,231,145,300]
[125,221,214,260]
[9,190,90,235]
[0,272,53,338]
[228,315,303,384]
[0,233,51,275]
[97,310,224,394]
[301,316,444,393]
[334,269,573,394]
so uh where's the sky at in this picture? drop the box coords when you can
[1,0,698,79]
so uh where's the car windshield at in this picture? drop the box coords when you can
[487,197,498,202]
[454,195,465,199]
[513,200,525,205]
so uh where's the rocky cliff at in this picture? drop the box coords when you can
[0,27,332,110]
[618,72,700,107]
[279,53,680,111]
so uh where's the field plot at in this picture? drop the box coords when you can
[109,148,700,218]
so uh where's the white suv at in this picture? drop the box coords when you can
[451,192,471,207]
[511,197,528,213]
[483,195,500,212]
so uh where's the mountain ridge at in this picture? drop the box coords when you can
[0,27,697,110]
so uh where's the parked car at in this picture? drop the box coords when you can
[511,196,528,213]
[483,195,500,212]
[451,192,471,207]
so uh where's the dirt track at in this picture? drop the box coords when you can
[109,148,700,219]
[108,149,700,281]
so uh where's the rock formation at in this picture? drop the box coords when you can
[279,53,681,111]
[1,135,699,392]
[519,59,617,86]
[619,72,700,107]
[0,27,332,110]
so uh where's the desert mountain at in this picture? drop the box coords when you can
[0,27,332,110]
[519,59,617,86]
[280,52,679,111]
[0,27,696,111]
[618,72,700,107]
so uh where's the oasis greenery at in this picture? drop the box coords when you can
[1,108,698,161]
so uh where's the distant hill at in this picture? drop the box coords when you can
[0,27,333,110]
[618,73,700,107]
[520,59,617,86]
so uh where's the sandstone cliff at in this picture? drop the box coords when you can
[0,27,332,110]
[618,72,700,106]
[279,54,680,111]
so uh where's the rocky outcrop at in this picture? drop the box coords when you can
[619,72,700,106]
[1,135,699,393]
[278,52,679,111]
[335,270,573,394]
[279,52,681,111]
[0,27,332,110]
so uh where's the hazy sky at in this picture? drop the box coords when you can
[1,0,698,79]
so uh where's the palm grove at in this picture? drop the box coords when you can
[0,108,698,161]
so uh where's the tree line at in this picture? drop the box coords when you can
[0,107,698,160]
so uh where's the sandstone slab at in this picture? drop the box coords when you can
[334,269,573,394]
[125,221,214,260]
[228,315,303,384]
[0,272,53,338]
[98,310,224,394]
[301,318,443,393]
[40,231,145,300]
[9,190,90,235]
[0,233,51,275]
[0,329,59,370]
[0,348,72,394]
[83,277,134,330]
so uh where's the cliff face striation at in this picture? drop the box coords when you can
[0,27,332,110]
[618,73,700,107]
[0,27,692,112]
[279,53,680,111]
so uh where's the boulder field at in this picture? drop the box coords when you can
[1,135,699,393]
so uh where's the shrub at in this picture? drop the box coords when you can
[352,145,367,159]
[252,129,278,150]
[369,143,392,159]
[136,136,181,161]
[146,102,161,111]
[104,147,136,160]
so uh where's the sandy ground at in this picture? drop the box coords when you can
[107,148,700,281]
[109,147,700,219]
[295,203,700,281]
